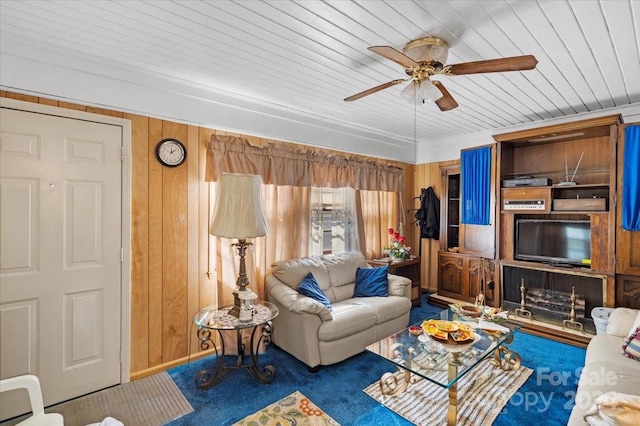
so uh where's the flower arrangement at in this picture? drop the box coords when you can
[385,228,411,260]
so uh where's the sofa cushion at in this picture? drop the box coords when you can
[628,312,640,337]
[322,252,369,287]
[388,274,411,297]
[317,302,377,342]
[266,275,333,321]
[623,327,640,361]
[585,334,640,374]
[352,296,412,324]
[607,308,639,337]
[583,391,640,426]
[298,272,332,312]
[572,360,640,421]
[271,256,331,291]
[354,266,388,297]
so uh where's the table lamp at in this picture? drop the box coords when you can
[209,173,268,318]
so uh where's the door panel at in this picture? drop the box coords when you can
[0,108,123,419]
[0,178,38,273]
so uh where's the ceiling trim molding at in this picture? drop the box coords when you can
[418,103,640,163]
[0,46,417,162]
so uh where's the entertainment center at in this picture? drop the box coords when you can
[431,114,640,346]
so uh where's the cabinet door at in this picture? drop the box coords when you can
[459,144,496,257]
[439,253,463,297]
[616,275,640,309]
[467,258,481,303]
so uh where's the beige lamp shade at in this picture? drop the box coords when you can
[209,173,268,239]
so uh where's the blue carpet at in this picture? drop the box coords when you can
[167,294,585,425]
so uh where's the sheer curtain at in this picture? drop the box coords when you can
[358,190,399,260]
[309,187,360,255]
[209,182,311,305]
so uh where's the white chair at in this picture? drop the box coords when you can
[0,374,64,426]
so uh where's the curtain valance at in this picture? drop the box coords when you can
[206,135,404,193]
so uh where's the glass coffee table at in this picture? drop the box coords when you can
[366,309,522,426]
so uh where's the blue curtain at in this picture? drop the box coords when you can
[622,125,640,231]
[461,146,491,225]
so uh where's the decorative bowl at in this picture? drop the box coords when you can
[408,325,423,335]
[459,305,482,318]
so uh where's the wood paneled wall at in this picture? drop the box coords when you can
[1,91,416,377]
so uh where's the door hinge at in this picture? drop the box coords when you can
[121,147,125,161]
[120,248,124,262]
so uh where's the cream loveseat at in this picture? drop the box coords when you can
[568,307,640,425]
[265,252,412,371]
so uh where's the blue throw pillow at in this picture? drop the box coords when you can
[298,272,332,311]
[354,266,388,297]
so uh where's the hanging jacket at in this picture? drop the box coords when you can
[415,187,440,239]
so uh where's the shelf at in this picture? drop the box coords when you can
[551,183,608,189]
[500,259,602,277]
[502,165,610,179]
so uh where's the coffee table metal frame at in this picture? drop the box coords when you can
[192,300,279,389]
[365,309,522,426]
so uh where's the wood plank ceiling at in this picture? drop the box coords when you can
[1,0,638,162]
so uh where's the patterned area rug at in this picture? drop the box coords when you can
[233,391,340,426]
[364,358,533,426]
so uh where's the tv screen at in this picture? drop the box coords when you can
[515,219,591,266]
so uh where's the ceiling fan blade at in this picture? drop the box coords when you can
[344,79,407,102]
[447,55,538,75]
[368,46,420,69]
[433,81,458,111]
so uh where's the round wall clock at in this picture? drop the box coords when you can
[155,138,186,167]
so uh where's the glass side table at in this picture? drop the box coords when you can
[192,300,279,389]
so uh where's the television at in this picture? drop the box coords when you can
[515,219,591,266]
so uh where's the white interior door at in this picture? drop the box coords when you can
[0,107,123,419]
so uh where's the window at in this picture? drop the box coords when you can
[310,187,360,255]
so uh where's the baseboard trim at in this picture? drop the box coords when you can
[130,349,216,381]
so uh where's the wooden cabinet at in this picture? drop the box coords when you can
[494,115,624,335]
[369,257,421,306]
[437,252,499,306]
[494,116,619,272]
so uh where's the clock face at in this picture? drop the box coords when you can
[156,138,186,167]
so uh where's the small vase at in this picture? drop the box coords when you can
[391,252,409,261]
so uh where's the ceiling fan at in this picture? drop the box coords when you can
[344,37,538,111]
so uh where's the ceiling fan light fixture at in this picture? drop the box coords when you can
[400,81,417,103]
[416,80,443,103]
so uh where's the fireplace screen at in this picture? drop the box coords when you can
[502,265,604,333]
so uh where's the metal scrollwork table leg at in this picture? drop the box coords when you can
[195,320,275,389]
